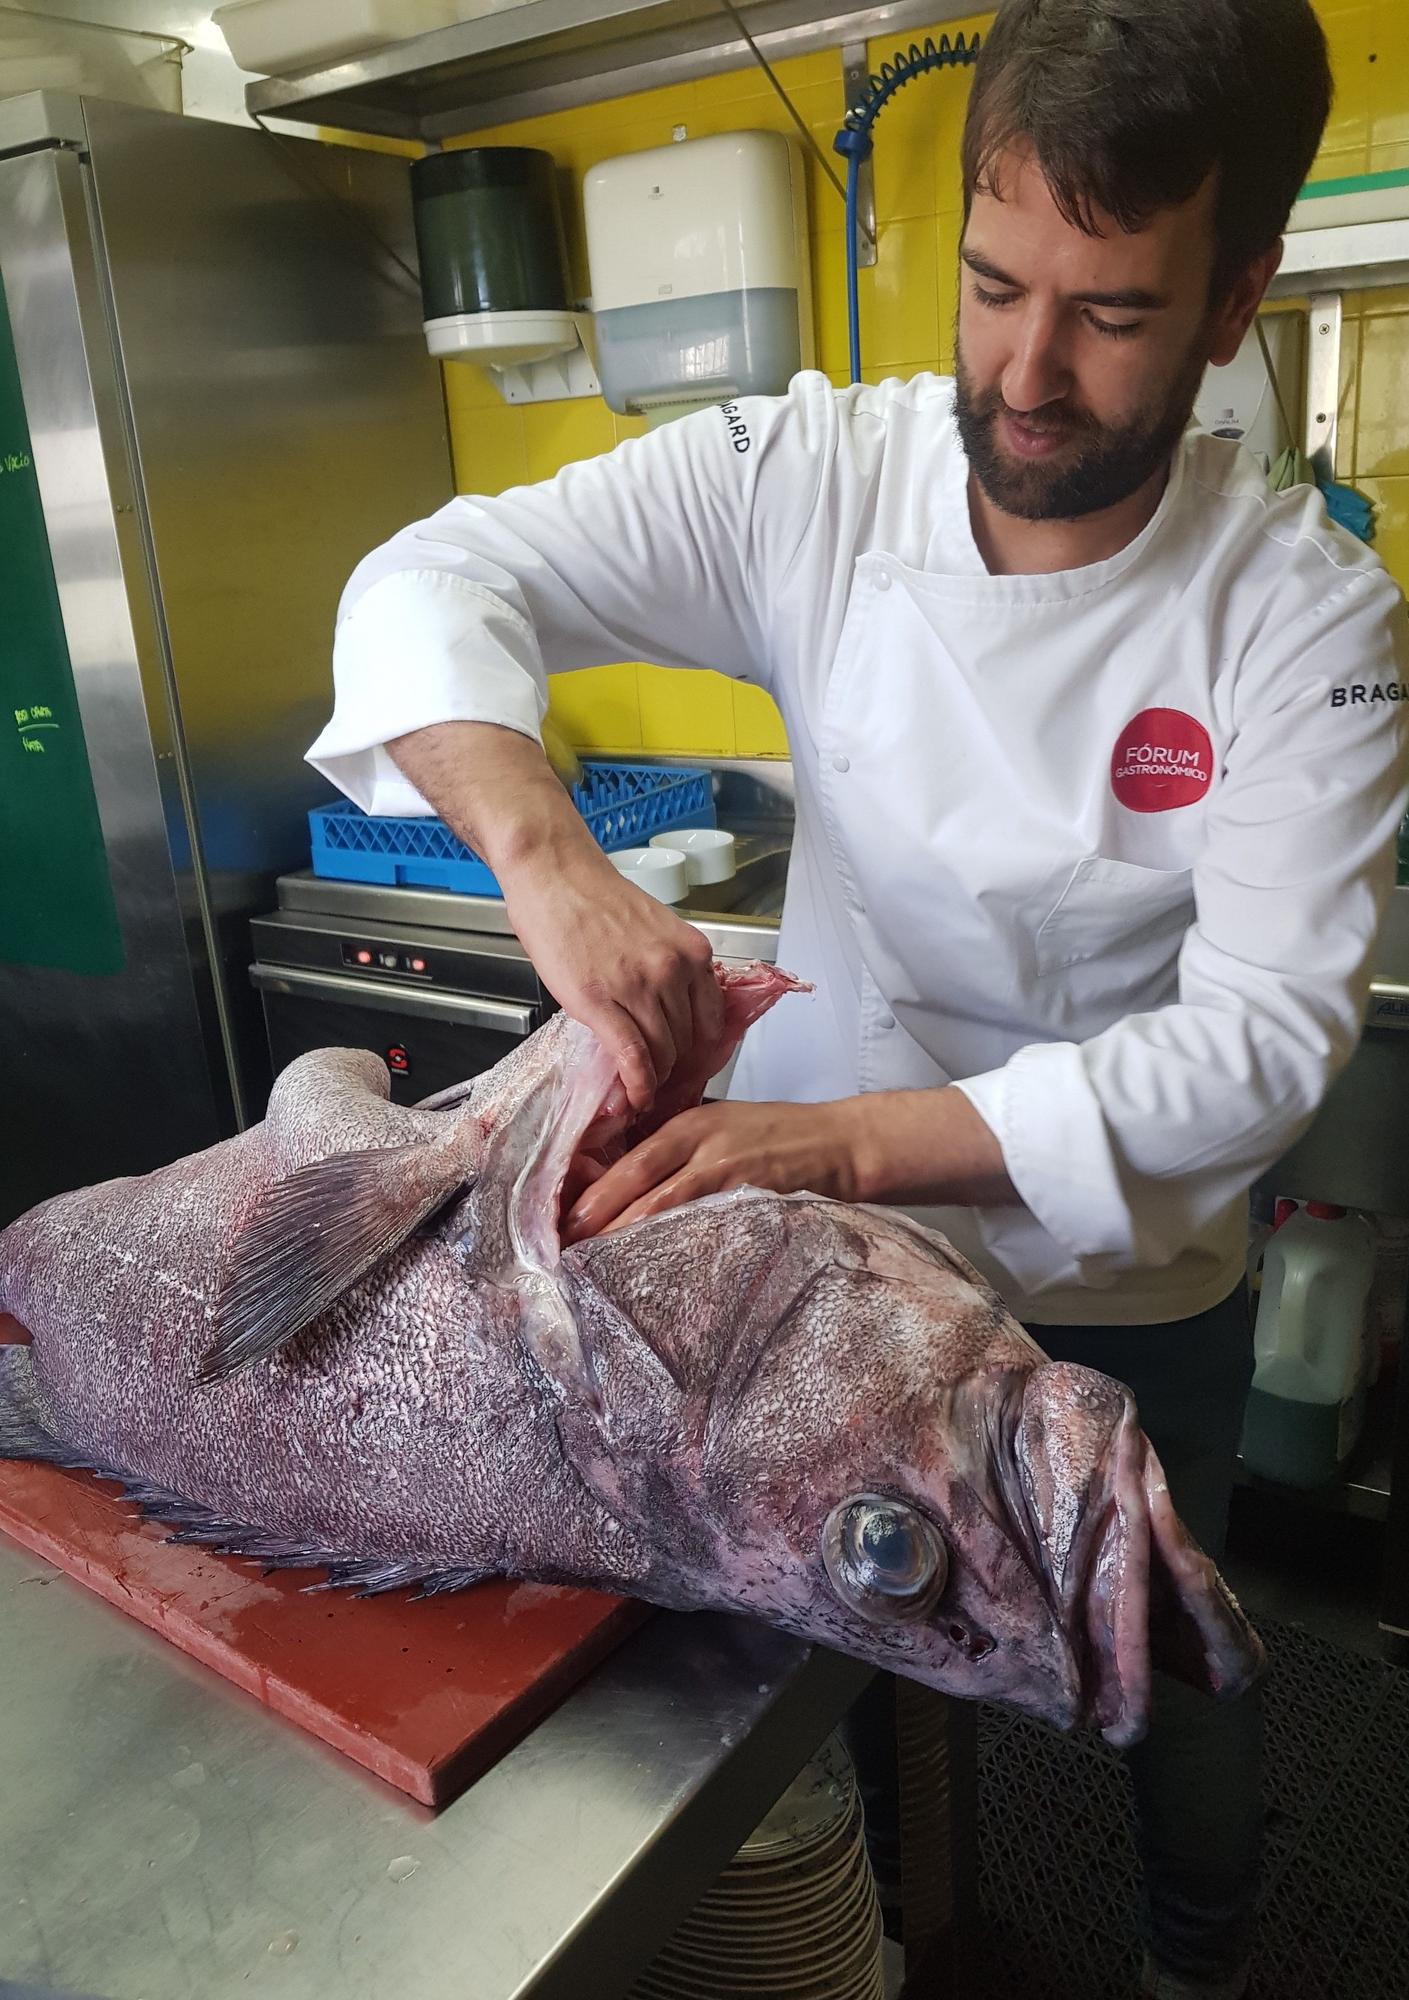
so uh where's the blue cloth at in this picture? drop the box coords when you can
[1318,477,1376,543]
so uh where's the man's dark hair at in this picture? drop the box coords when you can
[961,0,1332,297]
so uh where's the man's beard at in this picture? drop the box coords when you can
[953,339,1208,522]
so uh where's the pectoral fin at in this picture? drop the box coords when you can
[199,1135,472,1385]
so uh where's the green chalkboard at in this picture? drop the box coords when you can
[0,266,124,975]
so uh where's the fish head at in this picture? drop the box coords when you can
[562,1192,1263,1745]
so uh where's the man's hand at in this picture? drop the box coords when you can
[387,720,723,1110]
[503,851,722,1114]
[562,1099,862,1243]
[562,1085,1020,1242]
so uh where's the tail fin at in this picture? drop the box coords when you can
[0,1343,71,1466]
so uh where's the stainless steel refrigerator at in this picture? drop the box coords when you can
[0,91,450,1223]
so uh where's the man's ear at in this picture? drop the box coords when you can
[1207,240,1284,367]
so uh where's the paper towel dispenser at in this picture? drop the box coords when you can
[411,146,577,367]
[583,129,814,419]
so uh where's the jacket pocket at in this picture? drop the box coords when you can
[1034,856,1194,977]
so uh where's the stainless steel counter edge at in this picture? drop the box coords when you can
[283,762,1408,1013]
[273,869,1409,1017]
[272,873,782,966]
[0,1535,869,2000]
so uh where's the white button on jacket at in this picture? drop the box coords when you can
[309,372,1409,1326]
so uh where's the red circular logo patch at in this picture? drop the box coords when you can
[1110,708,1213,814]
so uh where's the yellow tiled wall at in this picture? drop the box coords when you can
[1316,1,1409,593]
[439,0,1409,758]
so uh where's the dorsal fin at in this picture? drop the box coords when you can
[198,1128,476,1386]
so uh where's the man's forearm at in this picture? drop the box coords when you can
[845,1086,1020,1209]
[387,720,611,878]
[386,719,723,1110]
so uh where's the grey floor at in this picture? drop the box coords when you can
[962,1489,1407,2000]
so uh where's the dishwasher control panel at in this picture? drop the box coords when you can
[340,940,433,980]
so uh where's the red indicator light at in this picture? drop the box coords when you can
[355,948,372,965]
[410,957,427,974]
[386,1045,410,1073]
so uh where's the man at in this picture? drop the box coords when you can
[309,2,1406,1992]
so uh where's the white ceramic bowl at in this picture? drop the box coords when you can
[650,826,736,886]
[610,845,688,904]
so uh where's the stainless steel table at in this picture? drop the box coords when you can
[0,1536,872,2000]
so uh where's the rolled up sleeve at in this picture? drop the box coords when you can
[307,377,834,811]
[308,571,549,813]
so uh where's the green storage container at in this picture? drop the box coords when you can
[411,148,569,323]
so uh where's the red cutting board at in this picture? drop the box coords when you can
[0,1316,646,1807]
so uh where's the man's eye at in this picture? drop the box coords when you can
[972,284,1019,310]
[1085,312,1142,340]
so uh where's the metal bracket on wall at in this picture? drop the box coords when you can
[842,42,877,269]
[1305,291,1342,484]
[489,313,602,404]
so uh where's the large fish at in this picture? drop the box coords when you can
[0,966,1261,1747]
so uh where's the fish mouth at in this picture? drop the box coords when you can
[1008,1372,1266,1748]
[1075,1407,1267,1748]
[998,1366,1132,1738]
[1074,1403,1156,1747]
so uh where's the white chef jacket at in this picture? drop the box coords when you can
[308,371,1409,1327]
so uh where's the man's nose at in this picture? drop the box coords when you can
[1000,304,1073,413]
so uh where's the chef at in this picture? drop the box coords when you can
[310,2,1405,1995]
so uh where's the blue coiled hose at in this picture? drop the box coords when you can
[833,33,982,385]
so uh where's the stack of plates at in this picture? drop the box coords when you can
[894,1679,957,1951]
[630,1736,884,2000]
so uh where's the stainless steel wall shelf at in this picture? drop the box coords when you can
[244,0,971,141]
[1269,216,1409,299]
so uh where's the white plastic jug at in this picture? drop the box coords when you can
[1242,1202,1374,1488]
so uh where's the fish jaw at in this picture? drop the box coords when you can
[1141,1437,1266,1704]
[1013,1365,1266,1747]
[1068,1399,1157,1747]
[695,1362,1266,1746]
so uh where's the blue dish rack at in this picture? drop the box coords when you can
[309,760,716,898]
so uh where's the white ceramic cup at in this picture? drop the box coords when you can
[649,826,736,886]
[610,845,688,904]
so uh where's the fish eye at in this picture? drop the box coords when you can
[822,1494,948,1623]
